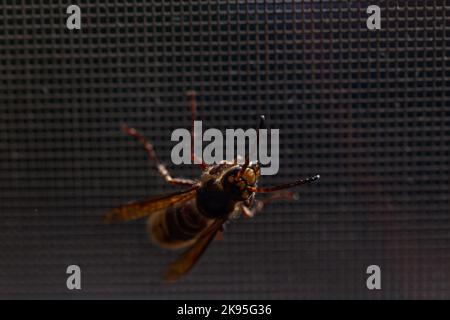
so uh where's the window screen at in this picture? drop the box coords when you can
[1,1,449,299]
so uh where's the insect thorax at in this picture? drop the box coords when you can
[196,179,237,219]
[196,162,257,219]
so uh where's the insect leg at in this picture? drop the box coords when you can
[241,191,297,218]
[121,125,196,187]
[186,90,208,170]
[241,202,262,218]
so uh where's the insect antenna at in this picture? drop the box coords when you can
[235,156,249,180]
[186,90,207,170]
[256,114,265,166]
[187,90,196,161]
[248,174,320,193]
[236,115,265,180]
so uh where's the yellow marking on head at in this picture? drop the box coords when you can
[242,168,256,185]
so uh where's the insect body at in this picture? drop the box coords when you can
[105,91,319,282]
[149,162,259,250]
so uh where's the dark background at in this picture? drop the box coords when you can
[1,1,449,299]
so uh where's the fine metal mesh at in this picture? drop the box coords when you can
[1,1,449,299]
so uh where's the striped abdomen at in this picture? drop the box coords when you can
[148,199,212,249]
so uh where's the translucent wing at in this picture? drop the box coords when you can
[164,218,226,282]
[104,186,199,223]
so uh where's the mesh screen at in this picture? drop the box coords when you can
[1,1,449,299]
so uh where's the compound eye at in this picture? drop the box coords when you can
[225,168,242,184]
[242,168,256,185]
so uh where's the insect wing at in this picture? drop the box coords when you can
[104,186,199,223]
[164,218,225,282]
